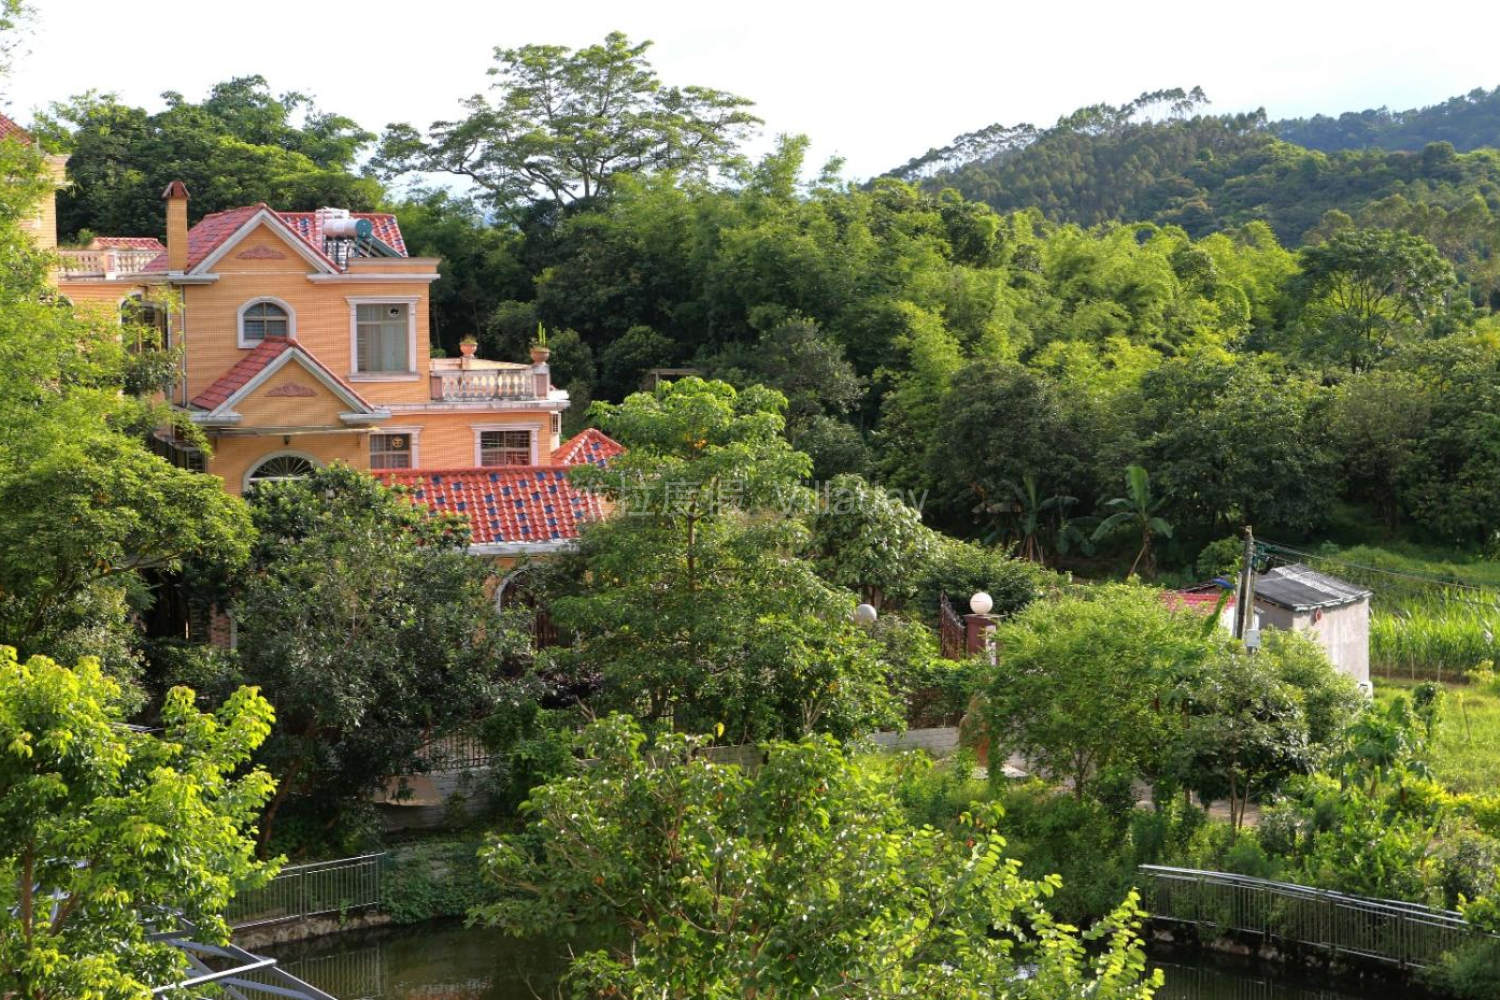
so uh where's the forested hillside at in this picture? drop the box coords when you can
[887,89,1500,307]
[1275,86,1500,152]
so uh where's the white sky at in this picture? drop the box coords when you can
[7,0,1497,181]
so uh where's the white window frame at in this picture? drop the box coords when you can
[347,296,419,380]
[369,426,421,470]
[241,450,322,493]
[473,424,538,467]
[237,297,296,348]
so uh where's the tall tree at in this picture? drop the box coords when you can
[230,465,522,853]
[376,32,760,221]
[0,648,276,1000]
[1290,228,1456,371]
[33,79,379,240]
[0,116,251,686]
[556,378,901,742]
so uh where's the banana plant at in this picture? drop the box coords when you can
[1092,464,1172,578]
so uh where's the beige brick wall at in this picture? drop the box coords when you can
[179,223,433,406]
[383,412,552,468]
[207,431,367,496]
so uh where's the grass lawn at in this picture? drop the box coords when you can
[1375,676,1500,795]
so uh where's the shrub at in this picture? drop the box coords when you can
[381,839,499,924]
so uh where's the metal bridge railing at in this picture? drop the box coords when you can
[1138,864,1491,969]
[227,853,384,930]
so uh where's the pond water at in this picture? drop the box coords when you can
[265,921,1412,1000]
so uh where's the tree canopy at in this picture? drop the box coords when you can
[376,31,760,221]
[230,465,523,853]
[477,713,1160,1000]
[0,648,275,1000]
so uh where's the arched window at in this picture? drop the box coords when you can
[244,453,317,491]
[120,294,168,351]
[239,299,292,346]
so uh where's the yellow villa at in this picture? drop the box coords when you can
[7,111,620,558]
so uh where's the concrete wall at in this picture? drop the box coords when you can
[1254,597,1370,686]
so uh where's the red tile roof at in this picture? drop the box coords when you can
[0,113,32,145]
[376,430,624,546]
[376,466,609,546]
[1163,589,1234,614]
[89,236,165,251]
[189,336,374,413]
[279,211,407,256]
[551,426,625,467]
[144,204,263,273]
[143,205,408,273]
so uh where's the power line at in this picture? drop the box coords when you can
[1258,540,1500,600]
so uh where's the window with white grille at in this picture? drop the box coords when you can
[240,300,290,345]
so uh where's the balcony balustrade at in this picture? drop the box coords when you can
[429,366,548,402]
[56,247,160,278]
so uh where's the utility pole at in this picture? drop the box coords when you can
[1233,525,1257,644]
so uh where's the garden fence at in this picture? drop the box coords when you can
[227,853,385,930]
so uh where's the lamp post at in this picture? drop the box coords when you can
[965,591,997,661]
[853,603,879,628]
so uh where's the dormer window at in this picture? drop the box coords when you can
[239,299,293,347]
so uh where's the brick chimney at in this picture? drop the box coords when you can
[162,180,190,272]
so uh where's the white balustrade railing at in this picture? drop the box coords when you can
[57,247,159,277]
[431,368,538,401]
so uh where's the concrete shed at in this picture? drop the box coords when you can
[1253,563,1372,687]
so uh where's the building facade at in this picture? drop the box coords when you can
[5,109,619,557]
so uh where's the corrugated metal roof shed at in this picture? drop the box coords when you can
[1256,563,1371,612]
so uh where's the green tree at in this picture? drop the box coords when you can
[0,647,276,1000]
[1290,228,1456,371]
[230,465,521,852]
[1134,356,1337,544]
[810,473,934,609]
[0,119,251,687]
[1092,465,1172,578]
[377,31,760,220]
[34,79,379,241]
[0,437,251,684]
[981,584,1213,800]
[923,359,1082,537]
[476,714,1160,1000]
[1172,643,1336,832]
[557,378,900,742]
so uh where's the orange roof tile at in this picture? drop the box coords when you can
[0,113,32,145]
[551,427,626,467]
[376,466,609,546]
[143,205,408,273]
[89,236,165,251]
[280,211,407,256]
[143,204,263,273]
